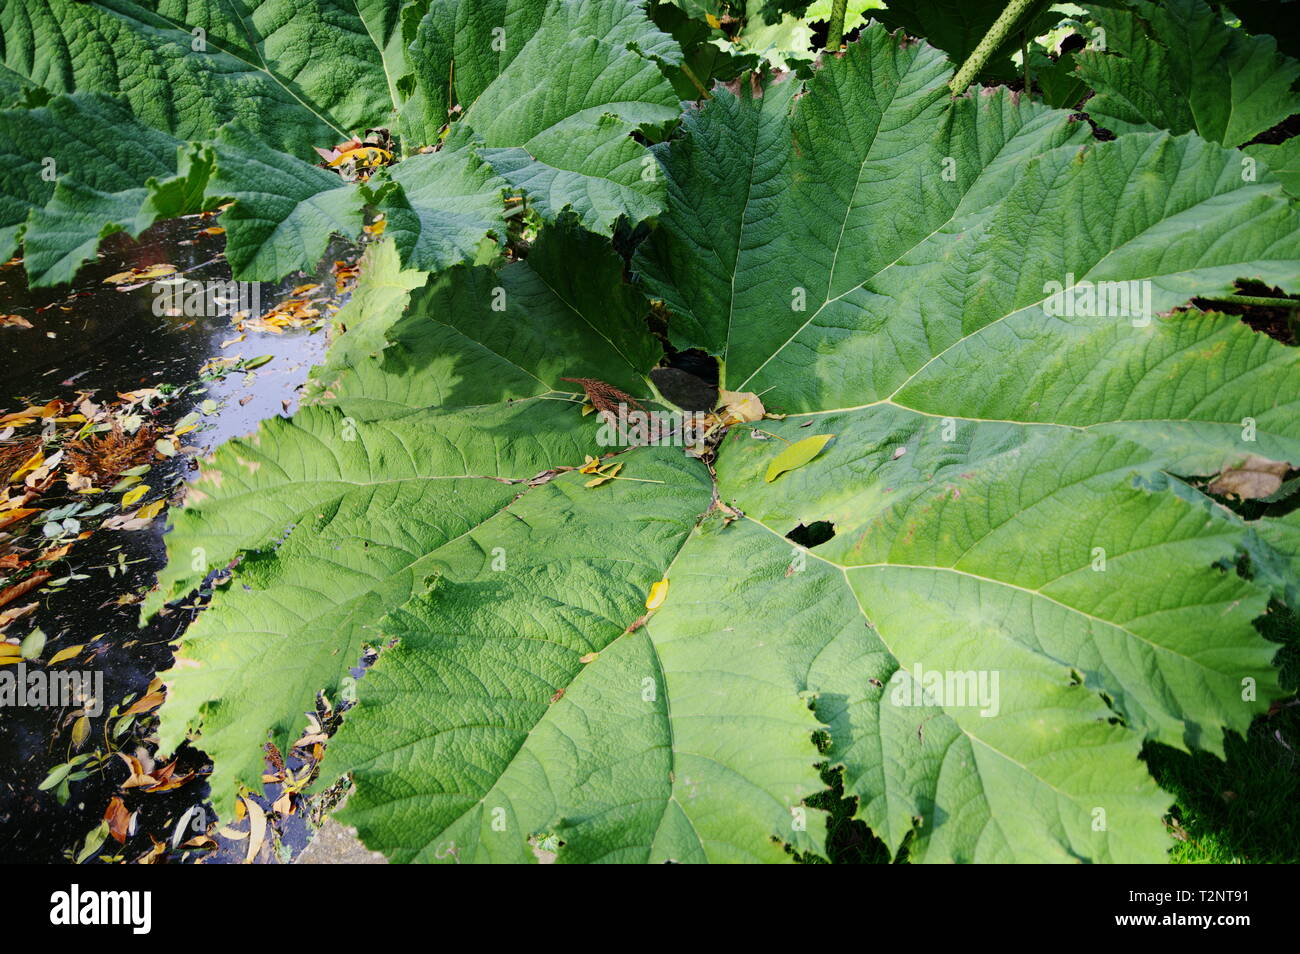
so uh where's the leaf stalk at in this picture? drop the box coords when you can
[949,0,1037,95]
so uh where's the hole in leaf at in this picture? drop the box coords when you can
[1192,280,1299,345]
[650,349,720,411]
[786,520,836,548]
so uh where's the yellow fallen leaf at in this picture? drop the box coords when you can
[327,146,392,168]
[135,498,166,521]
[71,714,91,749]
[103,263,177,285]
[718,389,765,423]
[48,644,85,665]
[645,578,669,610]
[121,484,150,507]
[584,462,623,487]
[9,450,44,483]
[243,797,267,864]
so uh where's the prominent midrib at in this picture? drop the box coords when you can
[102,0,376,141]
[733,50,942,392]
[741,514,1140,859]
[350,0,402,116]
[401,502,702,863]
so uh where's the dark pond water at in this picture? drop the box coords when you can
[0,216,355,863]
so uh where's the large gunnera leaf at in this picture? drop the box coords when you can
[0,92,214,284]
[0,0,683,284]
[157,25,1300,863]
[1076,0,1300,149]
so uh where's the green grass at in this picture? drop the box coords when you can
[1147,599,1300,864]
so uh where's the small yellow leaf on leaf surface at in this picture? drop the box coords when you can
[584,462,622,487]
[645,578,669,610]
[766,434,834,483]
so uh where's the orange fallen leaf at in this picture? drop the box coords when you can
[105,796,133,843]
[0,508,40,530]
[0,570,52,609]
[37,543,73,562]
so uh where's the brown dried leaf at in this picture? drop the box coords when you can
[1207,454,1291,500]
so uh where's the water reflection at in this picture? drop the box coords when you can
[0,215,354,863]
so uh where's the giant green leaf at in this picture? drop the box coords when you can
[1076,0,1300,148]
[157,24,1300,862]
[0,0,393,283]
[151,217,664,812]
[1,0,385,151]
[1,0,684,284]
[0,93,212,283]
[391,0,683,245]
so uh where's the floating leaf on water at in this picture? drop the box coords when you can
[20,627,46,660]
[47,644,84,666]
[103,263,177,285]
[120,484,150,507]
[135,498,167,521]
